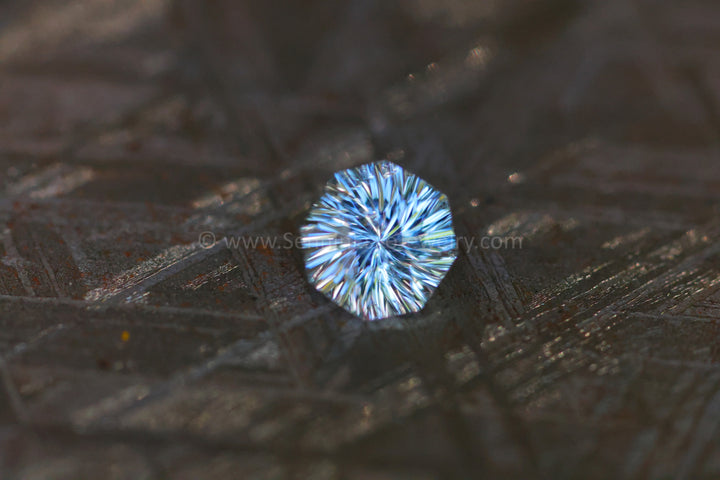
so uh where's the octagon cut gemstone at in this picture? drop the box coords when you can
[300,161,457,320]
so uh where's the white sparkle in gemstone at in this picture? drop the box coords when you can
[300,161,457,320]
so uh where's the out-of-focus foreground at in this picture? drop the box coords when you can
[1,0,720,478]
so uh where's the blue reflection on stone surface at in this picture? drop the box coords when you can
[301,161,457,320]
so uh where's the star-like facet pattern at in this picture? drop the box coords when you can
[300,161,457,320]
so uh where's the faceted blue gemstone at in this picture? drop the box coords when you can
[300,161,457,320]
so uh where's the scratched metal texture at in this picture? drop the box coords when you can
[0,0,719,478]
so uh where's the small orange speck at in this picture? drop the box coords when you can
[121,331,130,342]
[507,172,525,184]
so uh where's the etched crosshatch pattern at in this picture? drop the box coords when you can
[1,0,720,478]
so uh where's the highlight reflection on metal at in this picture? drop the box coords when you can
[300,161,457,320]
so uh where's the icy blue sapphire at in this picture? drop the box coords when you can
[300,161,457,320]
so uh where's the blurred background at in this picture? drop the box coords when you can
[1,0,720,478]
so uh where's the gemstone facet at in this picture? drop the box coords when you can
[300,161,457,320]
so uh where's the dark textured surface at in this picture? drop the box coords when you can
[1,0,720,478]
